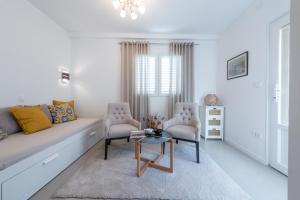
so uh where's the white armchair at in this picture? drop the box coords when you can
[104,103,141,160]
[163,102,201,163]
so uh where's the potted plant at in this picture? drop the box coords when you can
[143,114,166,136]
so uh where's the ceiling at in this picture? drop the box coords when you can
[28,0,254,34]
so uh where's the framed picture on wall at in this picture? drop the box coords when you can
[227,51,249,80]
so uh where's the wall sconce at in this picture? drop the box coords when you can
[61,72,70,82]
[59,68,70,85]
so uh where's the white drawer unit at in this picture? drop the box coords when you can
[200,106,224,141]
[0,121,103,200]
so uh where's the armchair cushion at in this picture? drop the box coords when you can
[163,118,178,130]
[108,124,138,138]
[163,102,201,141]
[105,103,141,138]
[166,125,198,141]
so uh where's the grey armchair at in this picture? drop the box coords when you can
[163,102,201,163]
[104,103,141,160]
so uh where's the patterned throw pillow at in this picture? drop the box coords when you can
[48,104,77,124]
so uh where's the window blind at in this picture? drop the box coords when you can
[160,56,181,95]
[136,55,181,96]
[135,56,156,95]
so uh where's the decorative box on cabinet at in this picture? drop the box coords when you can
[200,106,224,141]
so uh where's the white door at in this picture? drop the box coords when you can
[269,14,290,175]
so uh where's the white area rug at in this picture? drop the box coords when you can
[54,141,252,200]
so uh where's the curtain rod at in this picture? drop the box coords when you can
[118,42,199,46]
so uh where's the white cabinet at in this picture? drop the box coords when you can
[200,106,224,141]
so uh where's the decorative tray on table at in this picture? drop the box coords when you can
[144,128,163,137]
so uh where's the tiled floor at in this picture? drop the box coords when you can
[30,139,287,200]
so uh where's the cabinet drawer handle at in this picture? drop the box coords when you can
[89,131,97,137]
[42,153,59,165]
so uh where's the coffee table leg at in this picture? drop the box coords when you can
[161,143,164,155]
[134,141,137,159]
[170,139,174,173]
[135,138,174,177]
[137,141,141,177]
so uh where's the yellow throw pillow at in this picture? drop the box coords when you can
[53,100,75,110]
[9,106,53,134]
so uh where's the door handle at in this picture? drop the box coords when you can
[42,153,59,165]
[273,84,280,102]
[89,131,97,137]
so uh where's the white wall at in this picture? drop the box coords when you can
[71,36,217,118]
[0,0,71,107]
[216,0,290,163]
[71,38,120,118]
[288,0,300,198]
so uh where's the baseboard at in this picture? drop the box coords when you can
[225,139,268,165]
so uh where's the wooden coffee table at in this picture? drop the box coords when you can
[134,131,173,177]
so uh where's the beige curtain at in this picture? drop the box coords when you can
[121,41,149,124]
[168,42,195,118]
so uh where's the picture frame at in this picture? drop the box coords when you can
[227,51,249,80]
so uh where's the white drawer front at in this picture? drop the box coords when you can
[207,115,222,120]
[207,118,222,126]
[2,145,74,200]
[88,130,101,148]
[208,128,221,137]
[1,124,102,200]
[207,110,222,116]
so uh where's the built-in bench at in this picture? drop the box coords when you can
[0,118,103,200]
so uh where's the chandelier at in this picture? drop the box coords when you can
[112,0,145,20]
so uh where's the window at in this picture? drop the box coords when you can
[160,56,171,94]
[136,55,181,96]
[160,56,181,95]
[136,56,156,95]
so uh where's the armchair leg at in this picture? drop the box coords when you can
[176,139,179,144]
[196,141,200,163]
[104,139,109,160]
[127,137,130,142]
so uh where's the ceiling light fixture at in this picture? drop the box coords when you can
[112,0,145,20]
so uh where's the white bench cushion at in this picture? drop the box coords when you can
[0,118,101,171]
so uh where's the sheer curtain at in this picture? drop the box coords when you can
[121,41,150,124]
[168,42,195,118]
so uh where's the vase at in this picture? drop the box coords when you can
[204,94,218,106]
